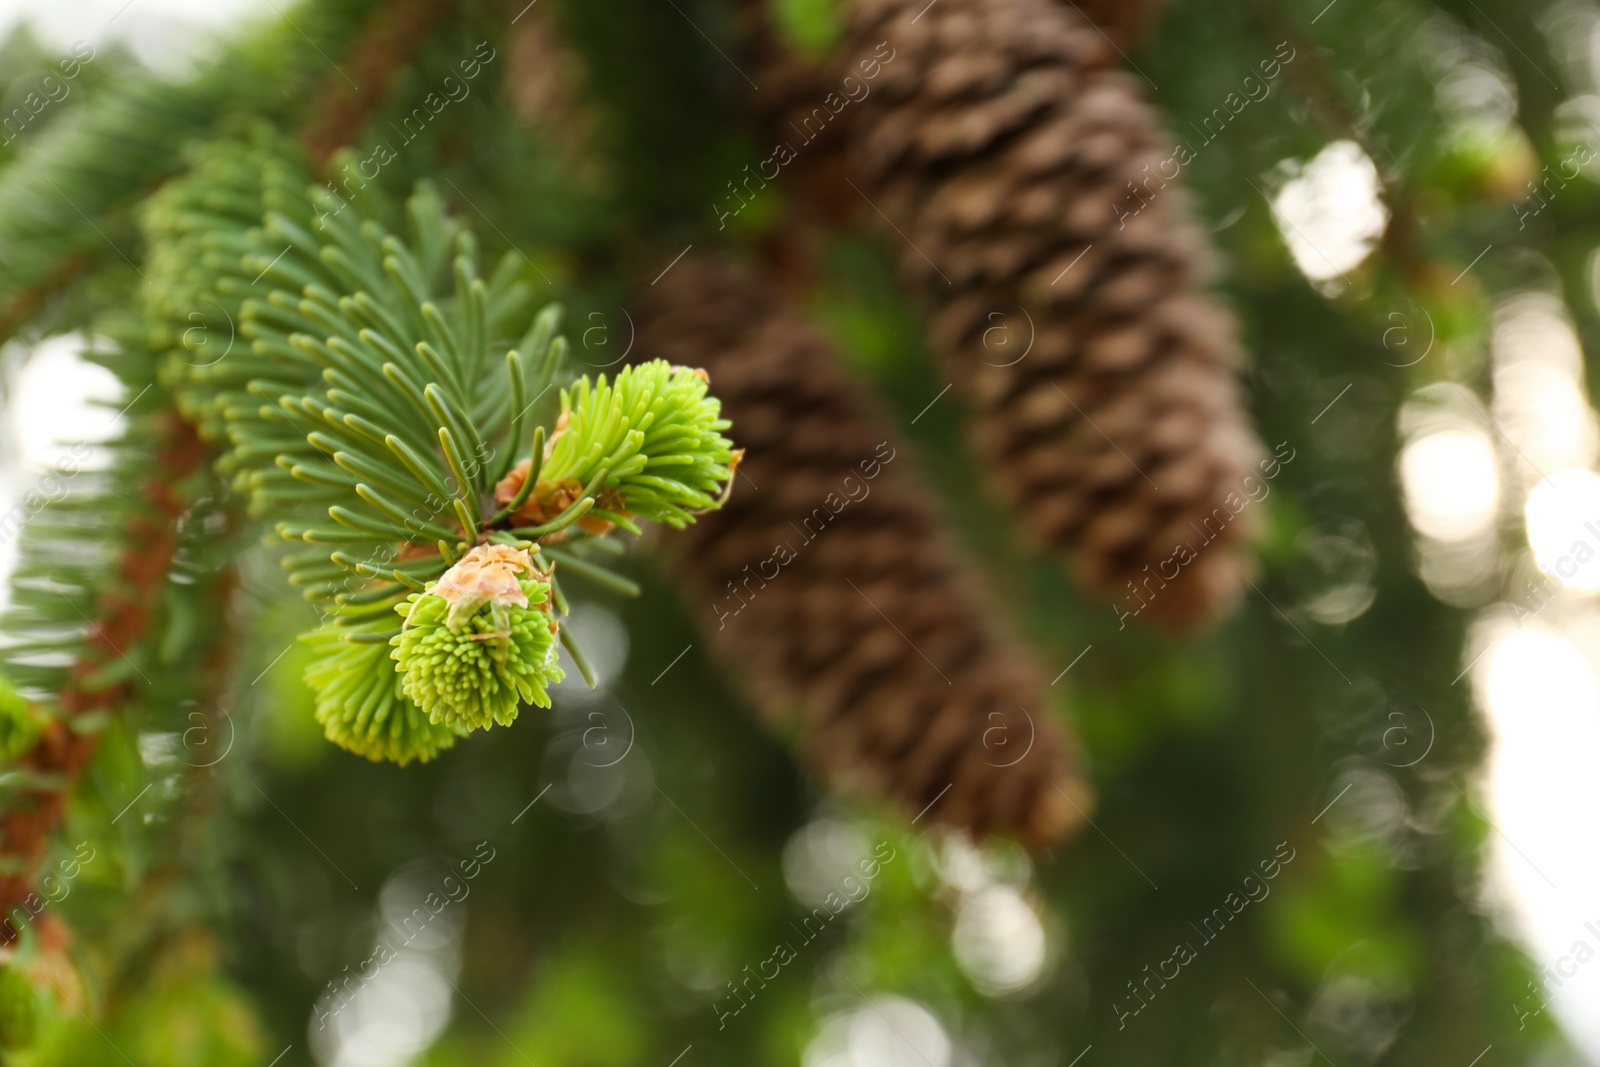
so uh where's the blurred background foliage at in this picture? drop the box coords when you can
[0,0,1595,1063]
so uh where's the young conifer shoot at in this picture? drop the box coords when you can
[137,129,739,766]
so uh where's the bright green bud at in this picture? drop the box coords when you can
[302,621,462,765]
[540,359,738,528]
[391,545,564,731]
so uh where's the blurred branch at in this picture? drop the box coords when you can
[0,413,209,935]
[298,0,459,174]
[99,561,242,1012]
[0,254,93,347]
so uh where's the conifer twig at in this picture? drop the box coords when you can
[0,414,209,934]
[1,1,459,928]
[99,558,241,1010]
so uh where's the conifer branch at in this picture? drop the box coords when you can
[90,548,243,1013]
[0,11,739,968]
[0,411,209,936]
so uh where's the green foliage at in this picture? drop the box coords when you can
[137,131,734,764]
[0,73,222,333]
[16,966,264,1067]
[494,949,647,1067]
[0,0,1582,1063]
[0,332,169,702]
[771,0,844,55]
[142,129,534,550]
[141,129,314,437]
[0,963,37,1049]
[118,973,264,1067]
[0,0,390,341]
[1268,839,1425,988]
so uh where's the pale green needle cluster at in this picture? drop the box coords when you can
[301,622,463,765]
[391,575,564,732]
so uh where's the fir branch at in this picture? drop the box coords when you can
[0,74,223,343]
[1,106,737,940]
[142,132,736,761]
[96,548,246,1016]
[0,0,582,959]
[0,410,209,937]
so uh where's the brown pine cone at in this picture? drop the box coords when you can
[836,0,1263,629]
[636,254,1089,848]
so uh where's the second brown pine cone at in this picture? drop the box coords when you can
[828,0,1266,629]
[635,254,1089,848]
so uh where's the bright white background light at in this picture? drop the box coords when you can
[1399,428,1501,541]
[951,885,1047,996]
[1271,140,1390,287]
[804,997,952,1067]
[0,0,271,75]
[1473,621,1600,1059]
[1525,469,1600,592]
